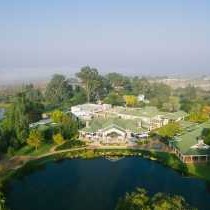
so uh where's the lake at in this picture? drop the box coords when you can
[7,157,210,210]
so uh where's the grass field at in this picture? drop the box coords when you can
[187,163,210,181]
[15,144,53,157]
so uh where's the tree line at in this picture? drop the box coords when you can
[0,66,210,155]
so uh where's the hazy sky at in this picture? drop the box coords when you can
[0,0,209,83]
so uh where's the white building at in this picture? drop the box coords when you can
[71,103,112,120]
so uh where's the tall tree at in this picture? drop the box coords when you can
[76,66,102,102]
[106,73,126,89]
[131,77,151,96]
[45,74,73,104]
[0,89,44,153]
[103,92,124,106]
[162,96,180,112]
[27,129,43,150]
[148,83,171,108]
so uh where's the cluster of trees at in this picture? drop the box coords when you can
[156,123,182,139]
[43,66,210,116]
[202,128,210,146]
[115,188,195,210]
[177,86,210,121]
[75,67,210,115]
[26,110,78,151]
[0,84,78,154]
[1,66,210,155]
[0,85,44,153]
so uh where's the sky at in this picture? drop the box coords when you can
[0,0,209,83]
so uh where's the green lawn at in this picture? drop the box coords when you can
[187,163,210,181]
[15,144,53,157]
[0,103,11,109]
[55,140,86,151]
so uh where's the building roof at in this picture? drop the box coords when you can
[112,107,187,121]
[82,117,146,133]
[114,106,165,118]
[163,111,188,121]
[171,121,210,155]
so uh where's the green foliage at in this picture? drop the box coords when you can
[0,85,45,153]
[162,96,180,112]
[202,128,210,145]
[123,95,138,107]
[55,140,85,151]
[0,191,8,210]
[187,112,209,123]
[103,92,124,106]
[37,125,54,143]
[76,66,103,102]
[179,85,197,101]
[51,110,64,123]
[45,74,73,104]
[157,123,182,139]
[53,133,65,145]
[148,83,171,108]
[116,188,150,210]
[70,86,87,105]
[105,73,126,88]
[27,129,43,151]
[151,193,194,210]
[115,188,195,210]
[131,77,151,96]
[51,111,78,140]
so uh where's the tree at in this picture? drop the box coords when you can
[188,112,208,123]
[60,114,78,139]
[0,191,8,210]
[115,188,195,210]
[24,84,43,102]
[180,85,197,101]
[115,188,150,210]
[106,73,126,89]
[148,83,171,108]
[151,193,194,210]
[70,86,87,105]
[45,74,73,104]
[0,87,45,154]
[157,123,182,139]
[103,92,124,106]
[27,129,43,150]
[123,95,138,107]
[53,133,65,145]
[162,97,180,112]
[51,110,65,123]
[131,77,151,96]
[202,106,210,117]
[202,128,210,145]
[51,111,78,139]
[76,66,102,102]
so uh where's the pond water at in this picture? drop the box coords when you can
[7,157,210,210]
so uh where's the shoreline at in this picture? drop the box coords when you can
[1,147,210,209]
